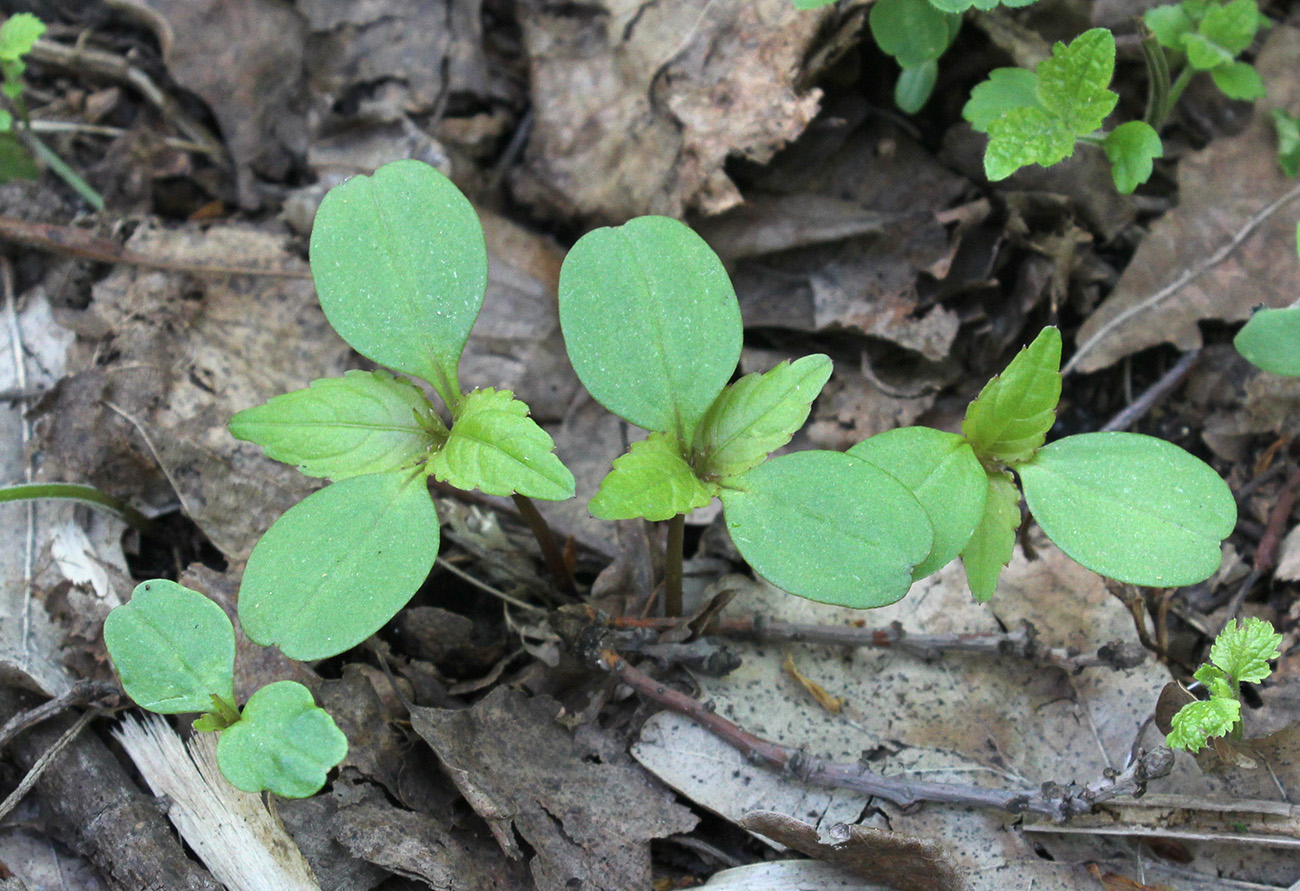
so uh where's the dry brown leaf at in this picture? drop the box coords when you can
[1069,24,1300,374]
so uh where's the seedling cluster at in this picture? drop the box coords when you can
[106,160,1239,797]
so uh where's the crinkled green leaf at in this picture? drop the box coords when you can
[1103,121,1163,194]
[1018,432,1236,587]
[985,106,1075,180]
[229,370,443,480]
[849,426,987,580]
[1211,617,1283,683]
[216,681,347,798]
[1211,60,1265,99]
[1272,110,1300,178]
[1182,32,1232,70]
[239,470,438,660]
[895,61,938,114]
[1166,697,1239,751]
[590,432,717,521]
[1194,662,1233,699]
[104,580,236,715]
[868,0,955,68]
[694,354,832,482]
[1037,28,1117,134]
[559,216,741,446]
[0,13,44,62]
[963,68,1040,133]
[1234,305,1300,375]
[1146,4,1195,48]
[720,451,933,609]
[962,326,1062,464]
[1196,0,1261,58]
[427,387,573,500]
[959,469,1021,602]
[309,160,487,404]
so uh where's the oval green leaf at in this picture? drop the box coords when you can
[895,61,938,115]
[1019,432,1236,587]
[309,160,487,403]
[590,432,717,521]
[962,326,1062,465]
[1103,121,1162,195]
[1234,305,1300,376]
[848,426,987,580]
[216,681,347,798]
[428,387,574,500]
[104,580,236,715]
[868,0,954,69]
[239,470,439,660]
[720,451,933,609]
[694,354,832,482]
[558,216,742,445]
[959,470,1021,603]
[229,370,444,479]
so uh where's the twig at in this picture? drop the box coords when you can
[1254,467,1300,575]
[1065,182,1300,375]
[0,680,119,755]
[606,613,1146,673]
[0,709,97,823]
[435,555,546,615]
[1101,349,1201,432]
[665,513,685,617]
[2,258,36,669]
[511,493,576,596]
[595,647,1172,821]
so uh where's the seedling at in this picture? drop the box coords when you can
[1233,221,1300,376]
[1165,617,1282,752]
[1274,110,1300,178]
[104,580,347,798]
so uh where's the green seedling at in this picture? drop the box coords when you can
[850,327,1238,600]
[558,215,933,612]
[1144,0,1269,113]
[1166,617,1282,752]
[0,13,103,209]
[104,580,347,798]
[1274,110,1300,178]
[229,159,574,661]
[1234,222,1300,376]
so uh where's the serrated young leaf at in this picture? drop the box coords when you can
[896,61,938,114]
[0,13,44,62]
[216,681,348,798]
[559,216,742,446]
[985,106,1075,180]
[229,370,443,480]
[239,470,438,660]
[1234,305,1300,375]
[427,387,574,501]
[959,469,1020,602]
[693,354,832,482]
[1019,432,1236,587]
[1103,121,1163,194]
[849,426,987,580]
[1197,0,1261,57]
[1145,4,1195,48]
[1166,697,1240,751]
[868,0,954,69]
[309,160,487,405]
[1182,32,1233,70]
[104,580,236,716]
[1211,60,1265,99]
[1272,110,1300,178]
[720,451,933,609]
[964,68,1040,133]
[1037,28,1118,134]
[590,432,716,521]
[1194,662,1233,699]
[1211,617,1283,683]
[962,326,1062,464]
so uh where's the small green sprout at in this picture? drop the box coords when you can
[1166,617,1282,752]
[1145,0,1269,102]
[1274,110,1300,178]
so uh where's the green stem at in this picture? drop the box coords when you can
[209,694,242,730]
[1140,32,1173,129]
[512,493,575,595]
[665,513,685,618]
[17,130,104,211]
[1163,67,1196,125]
[0,481,154,533]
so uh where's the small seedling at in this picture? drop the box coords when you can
[104,580,347,798]
[1234,221,1300,376]
[1274,110,1300,178]
[1166,617,1282,752]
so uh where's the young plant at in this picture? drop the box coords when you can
[1144,0,1270,121]
[850,326,1238,600]
[1233,221,1300,376]
[104,580,347,798]
[558,216,934,613]
[1165,617,1282,752]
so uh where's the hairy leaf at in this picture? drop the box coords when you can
[0,13,44,62]
[849,426,987,580]
[1211,617,1283,683]
[309,160,487,404]
[559,216,742,446]
[104,580,236,715]
[962,326,1062,465]
[239,470,439,660]
[229,370,443,479]
[720,451,933,609]
[216,681,348,798]
[1018,432,1236,587]
[1145,4,1195,49]
[963,68,1040,133]
[694,354,832,482]
[1166,697,1239,752]
[984,106,1074,180]
[1036,28,1118,134]
[428,387,574,500]
[959,469,1021,602]
[1234,305,1300,376]
[1103,121,1163,194]
[590,432,717,521]
[1196,0,1262,58]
